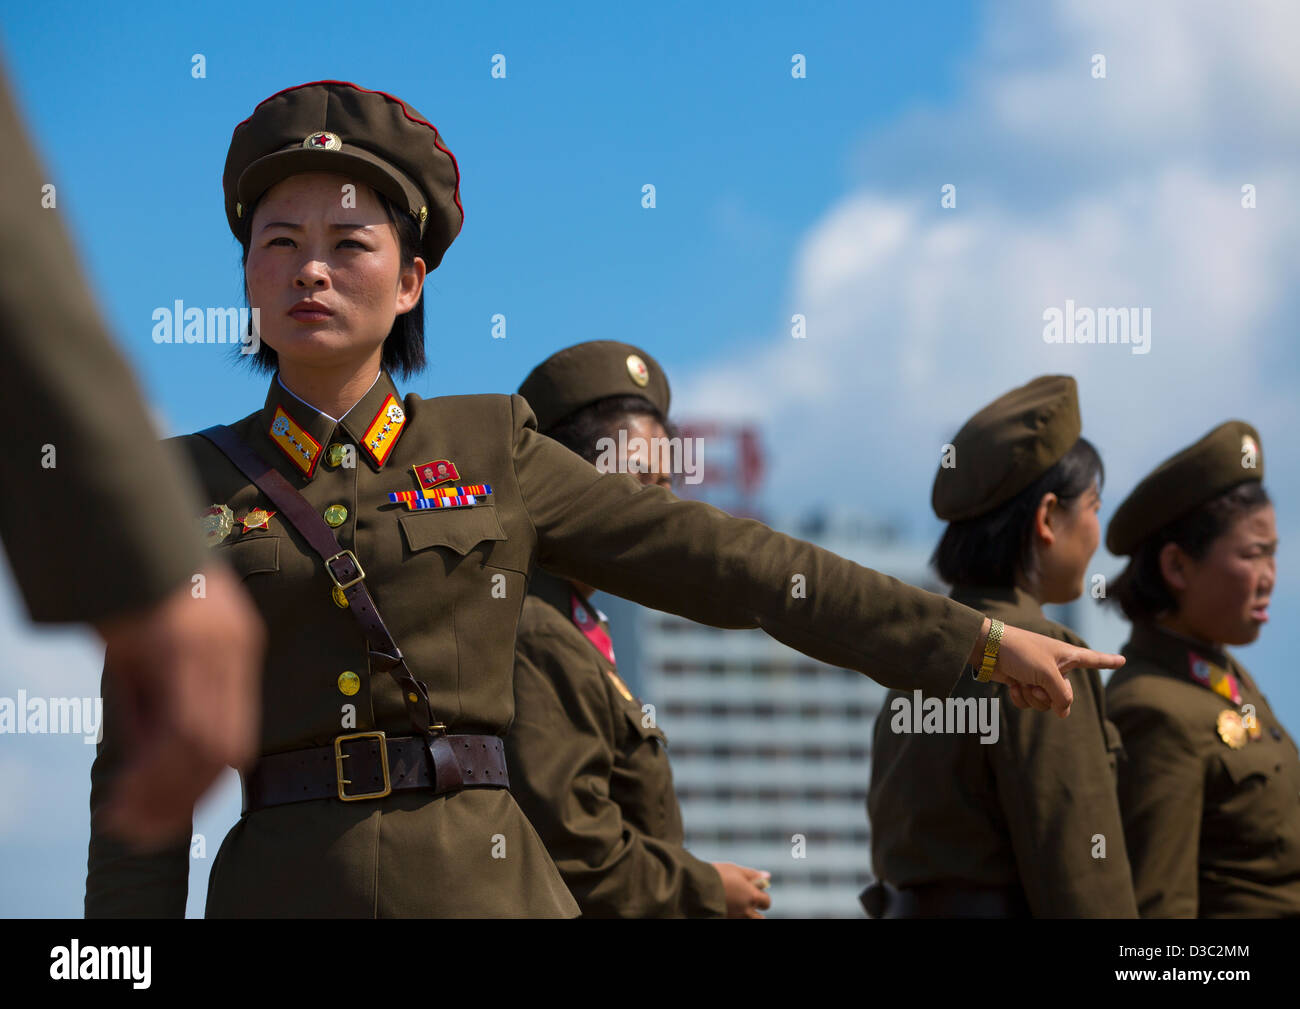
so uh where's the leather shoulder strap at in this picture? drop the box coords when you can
[195,424,441,737]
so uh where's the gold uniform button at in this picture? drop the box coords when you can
[326,443,348,468]
[337,671,361,696]
[332,585,349,608]
[324,504,348,527]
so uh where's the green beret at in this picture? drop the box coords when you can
[932,375,1082,521]
[223,81,463,270]
[519,341,671,433]
[1106,420,1263,556]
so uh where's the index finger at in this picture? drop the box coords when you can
[1059,649,1126,672]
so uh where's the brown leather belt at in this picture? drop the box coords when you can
[860,881,1028,919]
[241,731,509,814]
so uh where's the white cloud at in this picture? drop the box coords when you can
[677,0,1300,528]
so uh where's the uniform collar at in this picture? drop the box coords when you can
[258,369,408,480]
[529,568,575,616]
[529,568,616,665]
[1124,622,1243,703]
[949,583,1043,622]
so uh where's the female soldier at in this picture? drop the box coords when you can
[84,81,1123,917]
[866,376,1138,917]
[507,340,769,918]
[1105,421,1299,916]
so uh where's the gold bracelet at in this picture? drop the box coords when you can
[974,618,1004,682]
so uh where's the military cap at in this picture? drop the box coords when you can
[1106,420,1263,556]
[518,341,671,432]
[932,375,1081,521]
[223,81,463,269]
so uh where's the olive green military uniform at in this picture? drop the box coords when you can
[1106,624,1300,916]
[0,63,206,623]
[505,341,726,917]
[867,376,1137,917]
[85,373,986,916]
[869,586,1136,916]
[508,570,726,917]
[1105,420,1300,917]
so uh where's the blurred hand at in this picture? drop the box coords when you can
[712,862,772,919]
[971,618,1125,717]
[93,564,265,848]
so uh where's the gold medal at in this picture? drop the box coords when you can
[201,504,234,547]
[1217,709,1247,750]
[1244,708,1262,740]
[241,507,275,532]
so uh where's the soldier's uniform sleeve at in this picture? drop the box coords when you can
[988,669,1139,917]
[1108,698,1204,918]
[509,396,984,695]
[0,64,208,624]
[508,628,726,917]
[84,651,191,917]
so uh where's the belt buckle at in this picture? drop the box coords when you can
[334,731,391,801]
[326,549,366,591]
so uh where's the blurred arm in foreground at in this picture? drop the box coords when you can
[0,58,263,850]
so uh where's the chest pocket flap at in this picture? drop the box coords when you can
[622,700,668,747]
[216,536,280,578]
[1219,743,1278,787]
[1215,741,1288,842]
[399,506,507,556]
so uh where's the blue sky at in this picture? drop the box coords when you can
[3,0,1298,917]
[2,0,975,424]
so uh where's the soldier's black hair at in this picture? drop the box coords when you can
[544,395,677,470]
[930,437,1104,588]
[1107,480,1271,623]
[234,185,426,378]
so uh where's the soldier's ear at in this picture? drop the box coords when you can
[1033,493,1059,547]
[1158,541,1191,594]
[395,256,426,315]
